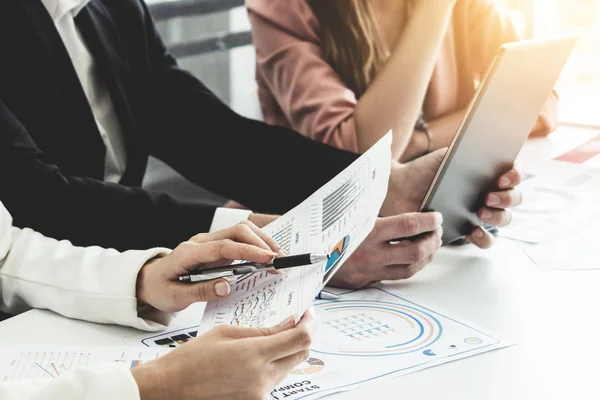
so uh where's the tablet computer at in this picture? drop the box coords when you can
[419,36,577,244]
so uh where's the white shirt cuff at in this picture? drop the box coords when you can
[209,208,253,233]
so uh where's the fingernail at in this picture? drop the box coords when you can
[434,212,444,224]
[474,228,484,239]
[214,281,230,297]
[263,249,278,257]
[499,177,511,188]
[487,194,501,206]
[278,248,288,257]
[278,315,296,328]
[480,210,492,221]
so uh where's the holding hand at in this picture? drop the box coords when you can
[136,222,280,312]
[382,149,523,249]
[132,308,316,400]
[329,213,443,288]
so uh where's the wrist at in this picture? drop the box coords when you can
[136,256,164,307]
[131,361,166,400]
[380,161,408,216]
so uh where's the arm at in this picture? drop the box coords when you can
[0,98,222,251]
[0,202,171,329]
[137,1,357,215]
[248,0,456,159]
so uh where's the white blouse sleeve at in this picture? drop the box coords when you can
[0,202,173,330]
[0,364,140,400]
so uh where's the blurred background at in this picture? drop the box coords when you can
[143,0,600,202]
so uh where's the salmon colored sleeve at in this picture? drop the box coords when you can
[247,0,359,152]
[467,0,558,135]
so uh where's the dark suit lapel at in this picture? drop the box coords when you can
[15,0,107,178]
[76,2,144,184]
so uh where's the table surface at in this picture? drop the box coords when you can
[1,126,599,400]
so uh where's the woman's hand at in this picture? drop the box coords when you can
[136,222,279,312]
[132,308,317,400]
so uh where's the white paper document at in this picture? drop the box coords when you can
[499,160,600,243]
[0,346,169,383]
[516,220,600,271]
[198,133,392,331]
[269,286,511,400]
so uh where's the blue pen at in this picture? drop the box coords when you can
[316,290,339,300]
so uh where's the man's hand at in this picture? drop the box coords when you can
[132,308,316,400]
[381,149,524,249]
[136,223,280,312]
[329,213,443,289]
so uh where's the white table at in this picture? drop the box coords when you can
[2,126,599,400]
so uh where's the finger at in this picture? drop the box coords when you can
[204,224,275,253]
[467,226,494,249]
[259,308,316,361]
[477,207,513,227]
[484,189,523,209]
[180,278,231,303]
[205,240,277,264]
[239,220,282,254]
[380,255,434,281]
[498,167,524,189]
[220,315,297,340]
[271,349,311,379]
[382,227,442,265]
[372,212,443,241]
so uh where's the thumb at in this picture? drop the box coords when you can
[185,278,231,303]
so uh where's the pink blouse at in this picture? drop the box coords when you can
[246,0,525,152]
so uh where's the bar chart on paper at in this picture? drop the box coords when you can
[0,347,169,382]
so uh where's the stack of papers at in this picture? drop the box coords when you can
[499,156,600,271]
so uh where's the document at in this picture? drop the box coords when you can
[269,286,511,400]
[516,219,600,271]
[499,159,600,243]
[198,133,392,331]
[0,346,169,382]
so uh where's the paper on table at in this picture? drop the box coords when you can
[0,346,169,383]
[516,219,600,271]
[269,286,512,400]
[198,133,392,331]
[499,160,600,243]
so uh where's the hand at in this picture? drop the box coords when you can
[329,213,443,289]
[137,223,280,312]
[381,149,524,249]
[132,308,316,400]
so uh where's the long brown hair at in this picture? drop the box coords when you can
[308,0,389,98]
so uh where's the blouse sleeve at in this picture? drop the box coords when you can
[0,364,140,400]
[247,0,359,152]
[0,202,172,331]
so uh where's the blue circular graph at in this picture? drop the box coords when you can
[312,300,443,357]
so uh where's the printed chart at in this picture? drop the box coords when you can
[500,160,600,243]
[140,327,199,348]
[1,348,168,383]
[270,287,508,400]
[272,221,294,254]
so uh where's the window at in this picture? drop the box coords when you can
[499,0,600,127]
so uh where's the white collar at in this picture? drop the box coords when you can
[40,0,92,22]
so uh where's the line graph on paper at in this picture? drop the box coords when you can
[271,221,293,254]
[2,351,91,381]
[230,280,281,327]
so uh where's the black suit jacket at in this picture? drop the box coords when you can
[0,0,358,251]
